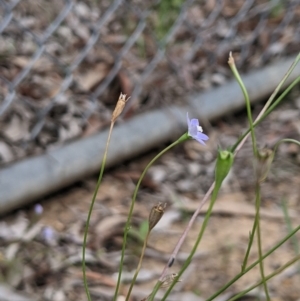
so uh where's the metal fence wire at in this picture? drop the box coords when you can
[0,0,300,165]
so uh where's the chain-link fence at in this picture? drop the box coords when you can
[0,0,300,165]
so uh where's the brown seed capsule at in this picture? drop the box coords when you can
[111,93,129,122]
[254,148,274,183]
[148,202,166,231]
[141,274,180,301]
[161,273,180,288]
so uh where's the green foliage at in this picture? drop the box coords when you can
[215,150,234,185]
[83,53,300,301]
[270,0,285,17]
[153,0,184,41]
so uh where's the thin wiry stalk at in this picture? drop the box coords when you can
[206,225,300,301]
[113,137,184,300]
[125,231,150,301]
[255,184,270,300]
[83,122,115,301]
[228,254,300,301]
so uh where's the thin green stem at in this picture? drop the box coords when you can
[281,199,300,274]
[255,184,270,300]
[229,254,300,301]
[274,138,300,154]
[113,135,186,301]
[242,139,300,272]
[261,53,300,117]
[241,216,258,272]
[83,122,114,301]
[206,225,300,301]
[146,282,162,301]
[277,139,300,274]
[125,231,150,301]
[264,84,299,127]
[159,174,226,300]
[149,150,234,301]
[231,75,300,153]
[229,53,257,155]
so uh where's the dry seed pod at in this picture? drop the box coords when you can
[148,203,166,231]
[140,274,180,301]
[161,273,180,288]
[254,148,274,183]
[111,93,129,122]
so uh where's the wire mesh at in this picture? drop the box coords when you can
[0,0,299,165]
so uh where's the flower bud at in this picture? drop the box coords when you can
[111,93,129,122]
[215,150,234,184]
[148,203,166,231]
[254,148,274,183]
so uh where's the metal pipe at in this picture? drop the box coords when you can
[0,56,299,214]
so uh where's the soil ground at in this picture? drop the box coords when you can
[1,1,300,300]
[1,92,300,301]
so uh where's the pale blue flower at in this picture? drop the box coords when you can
[41,226,56,245]
[34,204,43,215]
[187,112,209,145]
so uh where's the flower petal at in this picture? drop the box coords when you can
[190,118,199,127]
[195,136,206,145]
[194,132,209,145]
[189,124,198,137]
[197,132,209,141]
[186,112,191,127]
